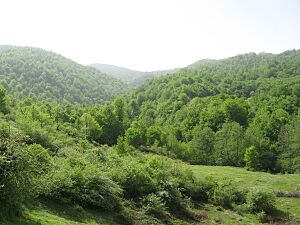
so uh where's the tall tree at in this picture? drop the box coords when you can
[0,85,8,114]
[189,125,215,164]
[214,122,245,166]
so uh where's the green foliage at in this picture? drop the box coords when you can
[125,125,146,148]
[214,122,245,166]
[222,98,248,126]
[246,190,276,214]
[42,157,122,211]
[146,126,163,146]
[0,85,8,113]
[142,194,170,219]
[109,155,155,198]
[244,146,260,170]
[124,50,300,171]
[115,136,132,155]
[79,113,102,141]
[0,49,299,224]
[188,125,215,164]
[156,181,192,216]
[95,103,125,145]
[278,114,300,173]
[244,127,275,171]
[106,153,196,216]
[0,46,126,104]
[0,131,50,217]
[209,181,247,209]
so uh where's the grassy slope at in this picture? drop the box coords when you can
[190,165,300,224]
[3,165,300,225]
[2,200,120,225]
[190,165,300,192]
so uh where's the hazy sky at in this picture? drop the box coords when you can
[1,0,300,71]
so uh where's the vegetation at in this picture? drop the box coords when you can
[0,46,126,104]
[0,49,299,224]
[124,50,300,173]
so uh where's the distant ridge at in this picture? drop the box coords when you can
[90,63,179,87]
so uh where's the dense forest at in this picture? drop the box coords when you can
[0,48,299,224]
[125,50,300,173]
[0,46,126,104]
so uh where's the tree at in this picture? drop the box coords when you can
[222,98,248,127]
[278,114,300,173]
[79,113,102,141]
[125,123,146,148]
[0,85,8,114]
[113,96,128,132]
[202,107,225,132]
[214,122,245,166]
[245,127,277,172]
[244,146,259,170]
[189,125,215,164]
[146,126,162,146]
[96,104,119,145]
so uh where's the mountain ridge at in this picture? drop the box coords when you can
[0,45,126,104]
[90,63,179,87]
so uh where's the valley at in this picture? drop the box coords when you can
[0,47,299,225]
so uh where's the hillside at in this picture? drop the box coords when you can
[124,49,300,172]
[0,46,126,104]
[90,63,178,87]
[3,164,300,225]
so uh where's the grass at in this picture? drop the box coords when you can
[189,165,300,192]
[190,165,300,224]
[200,205,261,225]
[2,200,120,225]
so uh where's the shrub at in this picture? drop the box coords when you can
[142,194,170,219]
[246,190,276,213]
[209,181,247,208]
[210,183,234,208]
[0,131,50,217]
[184,179,215,203]
[43,157,122,211]
[157,181,192,217]
[109,156,155,198]
[125,126,146,148]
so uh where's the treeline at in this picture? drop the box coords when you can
[0,46,126,104]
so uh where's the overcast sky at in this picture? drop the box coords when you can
[0,0,300,71]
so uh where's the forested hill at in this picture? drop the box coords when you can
[90,63,147,81]
[90,63,179,87]
[130,50,300,113]
[125,49,300,173]
[0,46,126,104]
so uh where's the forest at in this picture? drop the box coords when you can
[0,47,299,224]
[0,46,126,104]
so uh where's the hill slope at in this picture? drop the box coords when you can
[124,49,300,172]
[0,46,126,104]
[4,164,300,225]
[90,63,178,87]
